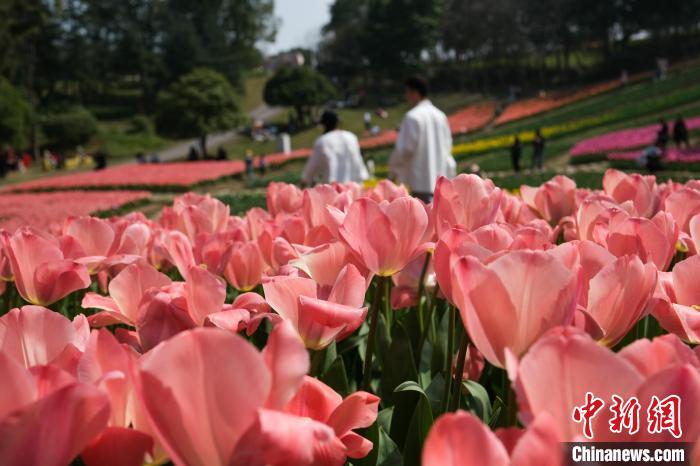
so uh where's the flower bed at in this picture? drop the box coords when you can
[2,171,700,465]
[1,149,312,193]
[495,80,623,125]
[0,190,150,232]
[570,116,700,158]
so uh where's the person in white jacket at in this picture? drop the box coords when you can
[302,110,369,186]
[389,76,456,203]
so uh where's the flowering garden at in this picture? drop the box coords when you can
[2,167,700,465]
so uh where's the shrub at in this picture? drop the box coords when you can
[40,106,98,149]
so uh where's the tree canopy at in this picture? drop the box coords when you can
[263,66,336,125]
[155,68,240,142]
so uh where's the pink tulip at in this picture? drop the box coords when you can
[514,327,644,441]
[603,169,659,218]
[619,334,700,377]
[159,193,230,242]
[339,196,428,276]
[0,305,89,370]
[281,376,379,460]
[364,179,410,203]
[450,249,579,367]
[605,210,678,271]
[136,286,197,352]
[664,187,700,233]
[452,344,485,382]
[520,175,577,224]
[1,227,91,306]
[263,264,367,349]
[432,174,503,236]
[137,322,310,466]
[267,182,304,216]
[422,410,563,466]
[82,261,172,327]
[0,353,110,466]
[81,427,153,466]
[651,255,700,343]
[584,255,657,346]
[290,241,369,290]
[63,216,117,271]
[224,240,264,291]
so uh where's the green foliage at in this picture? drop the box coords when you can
[128,114,154,135]
[263,66,335,122]
[0,78,31,147]
[155,68,240,138]
[40,105,98,149]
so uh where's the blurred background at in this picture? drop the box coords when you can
[1,0,699,188]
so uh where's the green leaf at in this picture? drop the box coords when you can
[320,355,350,397]
[463,380,492,422]
[402,397,433,466]
[380,322,419,406]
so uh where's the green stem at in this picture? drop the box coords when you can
[449,327,469,411]
[362,276,386,391]
[416,252,431,334]
[441,305,456,414]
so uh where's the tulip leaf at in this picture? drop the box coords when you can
[320,355,350,397]
[402,396,433,466]
[462,380,492,422]
[380,322,418,406]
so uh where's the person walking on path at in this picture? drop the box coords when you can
[389,76,456,204]
[510,136,522,173]
[302,110,369,187]
[532,128,545,171]
[673,116,690,149]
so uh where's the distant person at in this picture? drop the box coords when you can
[245,150,254,179]
[532,128,545,170]
[149,153,161,163]
[657,118,669,153]
[643,143,663,172]
[216,147,228,160]
[388,75,456,203]
[673,116,690,148]
[258,154,267,176]
[135,152,146,164]
[510,136,522,173]
[363,111,372,131]
[94,149,108,170]
[187,145,199,161]
[0,146,7,178]
[301,110,369,187]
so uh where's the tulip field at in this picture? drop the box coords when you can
[3,167,700,466]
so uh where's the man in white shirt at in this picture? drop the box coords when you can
[302,111,369,186]
[389,76,456,203]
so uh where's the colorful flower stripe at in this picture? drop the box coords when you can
[608,146,700,162]
[495,80,622,125]
[571,116,700,157]
[1,149,313,192]
[0,190,150,232]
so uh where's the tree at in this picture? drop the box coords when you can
[263,66,335,126]
[0,79,31,148]
[155,68,239,155]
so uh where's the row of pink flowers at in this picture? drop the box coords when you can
[495,80,624,125]
[2,169,700,464]
[571,116,700,157]
[0,190,151,233]
[609,146,700,163]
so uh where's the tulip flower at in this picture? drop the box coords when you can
[450,249,579,367]
[267,182,304,216]
[224,240,265,291]
[159,193,230,242]
[339,196,428,276]
[584,254,657,346]
[605,210,678,271]
[0,353,110,466]
[619,334,700,377]
[263,264,367,349]
[432,174,503,236]
[82,261,172,327]
[651,255,700,343]
[422,410,562,466]
[0,305,89,370]
[63,216,116,272]
[1,227,91,306]
[663,187,700,233]
[520,175,577,224]
[603,169,659,218]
